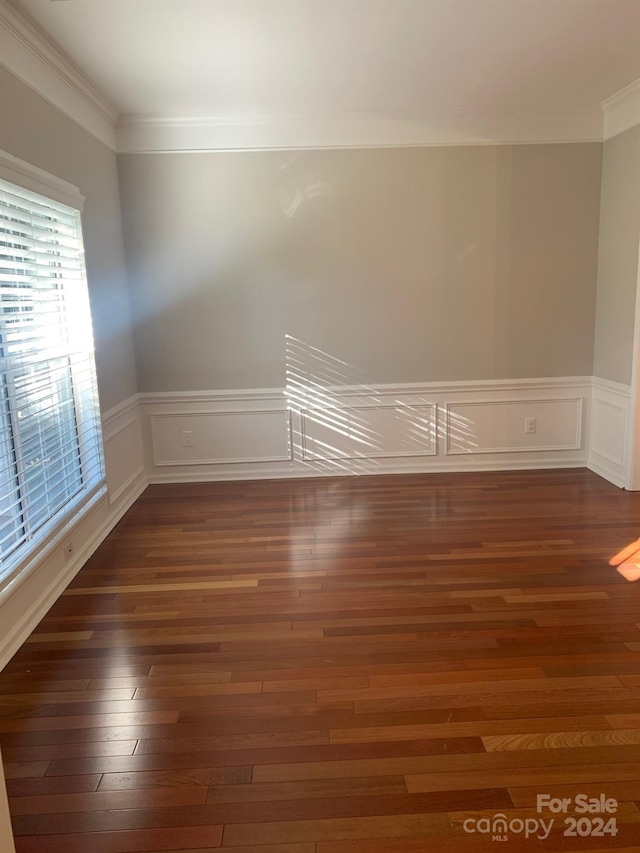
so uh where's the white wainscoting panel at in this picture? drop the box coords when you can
[102,395,145,504]
[446,398,582,455]
[300,404,437,461]
[588,377,631,488]
[141,377,594,483]
[151,410,292,466]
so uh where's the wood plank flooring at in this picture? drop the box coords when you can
[3,469,640,851]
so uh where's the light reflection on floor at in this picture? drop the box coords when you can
[609,538,640,581]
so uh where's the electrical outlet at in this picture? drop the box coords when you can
[63,541,74,560]
[181,429,194,447]
[524,417,537,435]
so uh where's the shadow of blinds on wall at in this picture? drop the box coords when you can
[0,169,104,590]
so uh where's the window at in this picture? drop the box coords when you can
[0,163,104,586]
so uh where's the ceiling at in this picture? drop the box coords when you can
[11,0,640,123]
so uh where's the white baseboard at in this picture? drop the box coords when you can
[147,455,589,484]
[141,377,595,484]
[0,395,147,670]
[587,455,628,489]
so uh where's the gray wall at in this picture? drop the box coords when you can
[594,125,640,385]
[119,144,602,392]
[0,67,138,412]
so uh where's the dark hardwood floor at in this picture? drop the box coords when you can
[3,469,640,852]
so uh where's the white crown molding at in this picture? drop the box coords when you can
[3,0,634,154]
[602,78,640,141]
[116,111,604,154]
[0,0,118,149]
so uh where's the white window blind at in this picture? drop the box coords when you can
[0,175,105,585]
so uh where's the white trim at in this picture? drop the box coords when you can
[587,455,628,489]
[147,455,590,485]
[107,463,145,507]
[603,79,640,141]
[142,389,284,405]
[589,399,626,466]
[102,409,140,444]
[588,376,632,489]
[299,403,438,461]
[100,394,146,505]
[316,377,594,395]
[116,112,604,154]
[141,377,592,406]
[140,377,593,483]
[150,409,294,466]
[2,0,638,155]
[0,0,637,155]
[591,376,633,398]
[101,392,141,442]
[444,398,583,455]
[101,392,141,424]
[0,0,117,149]
[0,147,84,209]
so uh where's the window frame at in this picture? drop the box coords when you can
[0,149,106,595]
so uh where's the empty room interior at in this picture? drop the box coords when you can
[6,0,640,851]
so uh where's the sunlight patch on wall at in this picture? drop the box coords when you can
[284,334,444,474]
